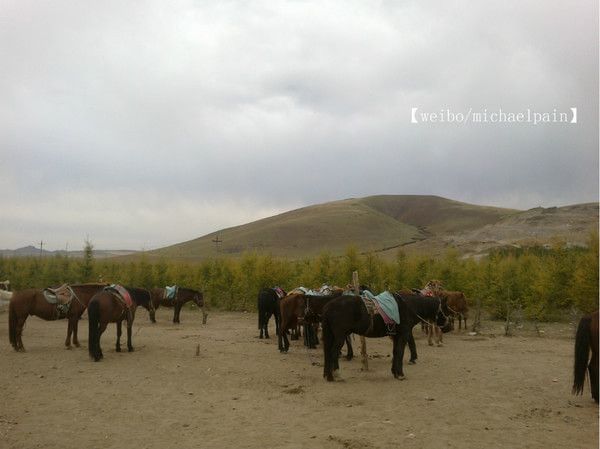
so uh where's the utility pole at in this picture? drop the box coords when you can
[39,240,44,258]
[212,234,222,253]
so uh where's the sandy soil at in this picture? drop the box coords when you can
[1,309,597,449]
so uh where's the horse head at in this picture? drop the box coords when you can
[193,290,204,308]
[436,297,453,333]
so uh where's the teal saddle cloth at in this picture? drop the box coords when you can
[362,290,400,324]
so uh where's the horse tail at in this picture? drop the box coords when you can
[573,314,592,395]
[88,300,101,361]
[8,298,18,348]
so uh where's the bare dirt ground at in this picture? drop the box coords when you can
[1,309,598,449]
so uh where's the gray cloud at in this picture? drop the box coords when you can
[1,0,597,250]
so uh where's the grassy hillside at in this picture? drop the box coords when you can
[362,195,518,233]
[146,195,598,261]
[152,198,421,259]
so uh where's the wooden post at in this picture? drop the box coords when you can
[353,271,368,371]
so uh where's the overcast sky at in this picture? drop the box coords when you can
[1,1,598,250]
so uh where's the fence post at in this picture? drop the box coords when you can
[353,271,368,371]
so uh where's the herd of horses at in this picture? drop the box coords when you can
[258,281,599,401]
[4,282,204,360]
[1,278,597,402]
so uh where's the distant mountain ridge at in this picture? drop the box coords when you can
[0,246,137,259]
[148,195,598,260]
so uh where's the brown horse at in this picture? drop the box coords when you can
[424,280,469,330]
[149,287,205,324]
[8,283,107,352]
[572,310,599,403]
[88,286,153,361]
[278,288,345,353]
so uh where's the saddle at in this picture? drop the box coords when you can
[106,285,134,309]
[43,284,75,319]
[273,287,286,299]
[164,285,178,301]
[43,284,73,305]
[361,291,398,335]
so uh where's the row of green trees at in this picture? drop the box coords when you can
[1,233,597,320]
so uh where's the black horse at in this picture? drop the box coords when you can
[322,292,451,381]
[88,286,153,362]
[258,287,286,339]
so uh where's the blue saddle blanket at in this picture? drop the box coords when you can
[362,291,400,324]
[165,285,178,300]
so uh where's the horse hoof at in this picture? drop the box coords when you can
[116,347,121,352]
[408,360,416,365]
[128,347,134,352]
[428,342,434,346]
[259,335,263,339]
[396,375,406,381]
[74,343,81,348]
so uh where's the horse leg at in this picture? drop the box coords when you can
[589,351,599,403]
[283,331,290,352]
[16,316,28,352]
[127,317,134,352]
[65,318,73,349]
[408,331,418,364]
[345,335,354,361]
[173,304,181,324]
[393,332,408,379]
[264,314,270,339]
[72,316,81,347]
[115,320,122,352]
[98,322,108,359]
[436,326,443,346]
[427,322,434,346]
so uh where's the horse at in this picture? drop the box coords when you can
[150,286,205,324]
[8,283,107,351]
[572,310,599,403]
[424,280,469,330]
[88,286,153,361]
[277,288,345,352]
[321,292,451,382]
[257,287,286,339]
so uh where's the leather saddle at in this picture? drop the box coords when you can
[43,284,74,305]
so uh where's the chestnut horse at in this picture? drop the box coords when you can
[150,287,205,324]
[424,280,469,330]
[8,283,107,351]
[572,310,599,403]
[88,286,153,361]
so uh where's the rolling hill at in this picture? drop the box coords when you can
[146,195,597,260]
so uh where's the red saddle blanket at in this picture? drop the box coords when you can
[107,285,133,308]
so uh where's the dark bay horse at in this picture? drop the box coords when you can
[257,287,286,339]
[322,292,451,381]
[572,310,599,403]
[150,287,205,324]
[8,283,107,351]
[88,286,153,361]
